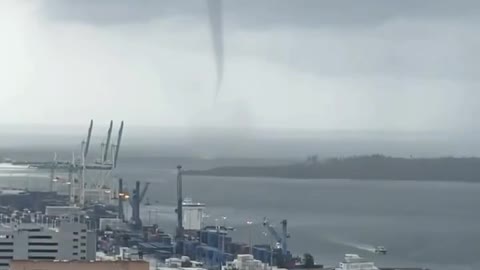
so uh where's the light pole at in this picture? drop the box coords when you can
[262,231,273,267]
[148,210,151,225]
[215,218,219,244]
[247,220,253,255]
[202,213,210,228]
[215,218,220,267]
[155,209,160,225]
[222,216,227,265]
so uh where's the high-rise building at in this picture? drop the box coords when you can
[0,219,96,270]
[182,199,205,231]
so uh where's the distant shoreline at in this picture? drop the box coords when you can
[184,154,480,182]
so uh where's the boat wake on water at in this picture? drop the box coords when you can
[0,173,49,178]
[0,163,34,170]
[0,164,47,178]
[327,237,377,253]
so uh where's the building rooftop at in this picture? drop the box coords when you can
[342,254,368,263]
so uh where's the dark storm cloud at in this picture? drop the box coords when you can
[40,0,204,25]
[40,0,480,27]
[32,0,480,86]
[226,0,480,30]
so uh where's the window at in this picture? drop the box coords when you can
[73,232,79,235]
[29,236,52,239]
[73,252,78,256]
[28,256,56,260]
[81,250,86,253]
[0,249,13,252]
[29,243,58,246]
[0,256,12,259]
[81,229,86,233]
[73,245,78,248]
[80,243,86,246]
[80,257,86,260]
[80,236,86,239]
[0,243,13,246]
[28,249,57,253]
[0,263,8,267]
[73,239,78,242]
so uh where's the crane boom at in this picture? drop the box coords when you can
[263,217,289,256]
[263,218,283,244]
[84,120,93,160]
[103,120,113,163]
[139,182,150,202]
[113,121,124,168]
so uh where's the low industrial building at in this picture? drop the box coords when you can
[10,260,149,270]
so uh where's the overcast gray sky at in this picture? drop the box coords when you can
[1,0,479,134]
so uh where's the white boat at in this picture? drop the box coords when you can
[374,246,387,255]
[336,254,379,270]
[0,188,29,195]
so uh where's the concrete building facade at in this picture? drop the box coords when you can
[0,220,96,270]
